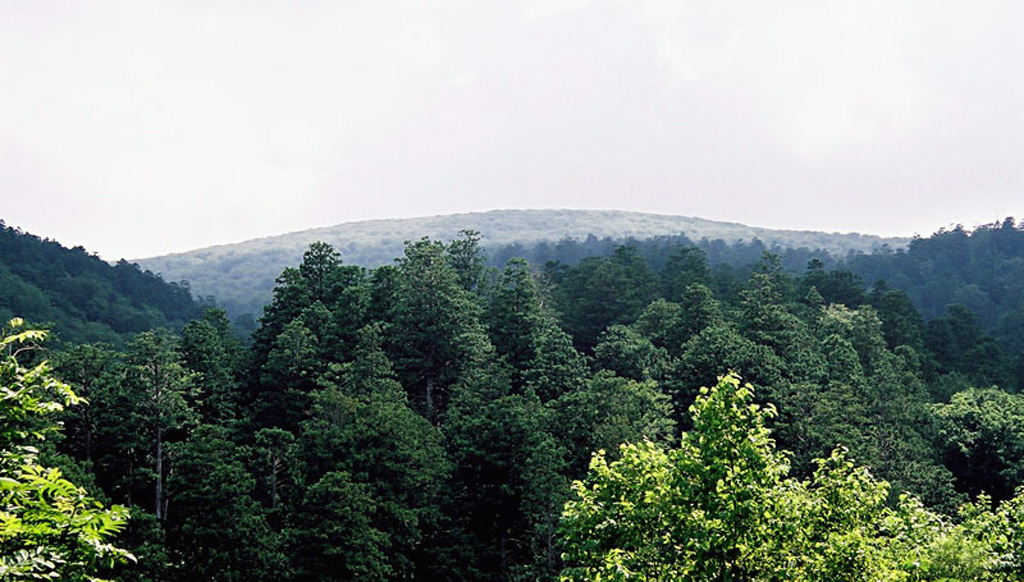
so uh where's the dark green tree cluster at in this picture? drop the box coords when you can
[849,219,1024,327]
[18,219,1022,581]
[0,221,203,345]
[37,234,669,581]
[495,218,1024,363]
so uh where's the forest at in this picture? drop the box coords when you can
[0,220,204,344]
[2,219,1024,581]
[133,209,902,320]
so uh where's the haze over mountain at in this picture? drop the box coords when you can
[4,3,1018,261]
[135,209,907,318]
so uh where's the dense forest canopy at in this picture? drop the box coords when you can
[0,221,203,344]
[134,209,905,319]
[133,214,1021,349]
[2,218,1023,580]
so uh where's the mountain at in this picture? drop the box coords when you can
[0,220,204,344]
[135,209,907,319]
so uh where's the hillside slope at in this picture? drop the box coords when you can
[136,209,906,318]
[0,220,203,344]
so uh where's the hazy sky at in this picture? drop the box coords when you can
[2,1,1021,259]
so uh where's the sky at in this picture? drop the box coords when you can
[1,1,1021,260]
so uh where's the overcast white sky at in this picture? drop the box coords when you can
[2,1,1021,259]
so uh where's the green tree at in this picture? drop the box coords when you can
[388,238,491,423]
[288,471,388,581]
[442,370,565,581]
[931,489,1024,579]
[486,258,588,401]
[0,319,132,581]
[560,373,788,581]
[248,242,368,432]
[668,322,782,427]
[559,372,961,581]
[660,246,711,302]
[121,330,197,522]
[180,309,242,426]
[870,288,926,353]
[592,325,670,382]
[252,428,295,514]
[550,371,674,476]
[933,387,1024,501]
[803,305,958,508]
[554,246,658,351]
[448,229,487,294]
[52,343,120,473]
[165,425,285,582]
[799,264,867,308]
[486,259,547,375]
[632,298,685,354]
[255,319,321,432]
[739,263,823,382]
[926,304,1010,390]
[292,326,449,580]
[676,283,723,343]
[522,322,589,403]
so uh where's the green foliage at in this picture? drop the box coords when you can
[292,325,449,580]
[387,238,491,423]
[871,288,926,353]
[486,259,546,363]
[592,325,669,382]
[559,372,1021,582]
[165,424,285,582]
[51,343,120,472]
[486,258,589,401]
[256,320,321,431]
[553,246,658,351]
[289,471,389,581]
[922,490,1024,580]
[850,219,1024,331]
[180,309,243,425]
[800,263,868,308]
[443,370,565,581]
[560,373,789,581]
[0,319,132,581]
[19,220,1023,581]
[0,223,201,345]
[933,388,1024,501]
[448,229,488,293]
[669,322,782,425]
[551,371,674,476]
[926,305,1012,391]
[660,246,712,302]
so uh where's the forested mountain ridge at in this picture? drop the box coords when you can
[135,209,907,318]
[849,218,1024,326]
[0,220,203,344]
[11,222,1019,581]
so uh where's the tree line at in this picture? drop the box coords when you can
[0,221,203,345]
[2,222,1023,580]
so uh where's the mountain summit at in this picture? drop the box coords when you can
[135,209,906,318]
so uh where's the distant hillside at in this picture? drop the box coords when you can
[0,220,203,344]
[136,210,906,318]
[847,219,1024,330]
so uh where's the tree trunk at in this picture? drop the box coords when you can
[426,377,435,422]
[155,426,163,521]
[270,453,279,509]
[84,408,92,468]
